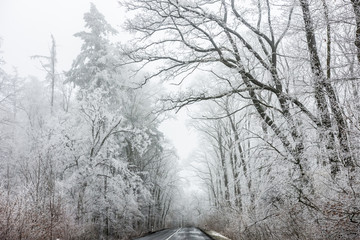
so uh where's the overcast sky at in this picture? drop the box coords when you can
[0,0,199,163]
[0,0,124,76]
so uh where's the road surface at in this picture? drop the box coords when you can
[134,227,213,240]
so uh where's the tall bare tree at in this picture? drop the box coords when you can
[32,34,57,114]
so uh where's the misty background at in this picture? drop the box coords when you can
[1,0,360,240]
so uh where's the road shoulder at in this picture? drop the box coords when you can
[203,230,231,240]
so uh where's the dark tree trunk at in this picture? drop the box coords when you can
[299,0,354,175]
[351,0,360,64]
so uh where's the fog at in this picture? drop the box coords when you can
[1,1,360,239]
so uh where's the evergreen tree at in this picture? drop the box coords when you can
[66,3,120,98]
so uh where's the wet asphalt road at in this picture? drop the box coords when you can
[134,227,213,240]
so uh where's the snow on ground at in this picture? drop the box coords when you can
[205,230,231,240]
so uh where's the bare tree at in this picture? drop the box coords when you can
[122,0,360,237]
[32,34,57,115]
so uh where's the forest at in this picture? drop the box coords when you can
[1,0,360,239]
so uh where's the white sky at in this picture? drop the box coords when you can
[0,0,199,162]
[0,0,123,76]
[159,109,199,160]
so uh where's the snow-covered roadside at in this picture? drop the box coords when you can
[205,230,231,240]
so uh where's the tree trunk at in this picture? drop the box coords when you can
[351,0,360,64]
[299,0,354,174]
[217,130,230,205]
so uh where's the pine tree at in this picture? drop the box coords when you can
[66,3,120,97]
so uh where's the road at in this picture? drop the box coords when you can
[134,227,213,240]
